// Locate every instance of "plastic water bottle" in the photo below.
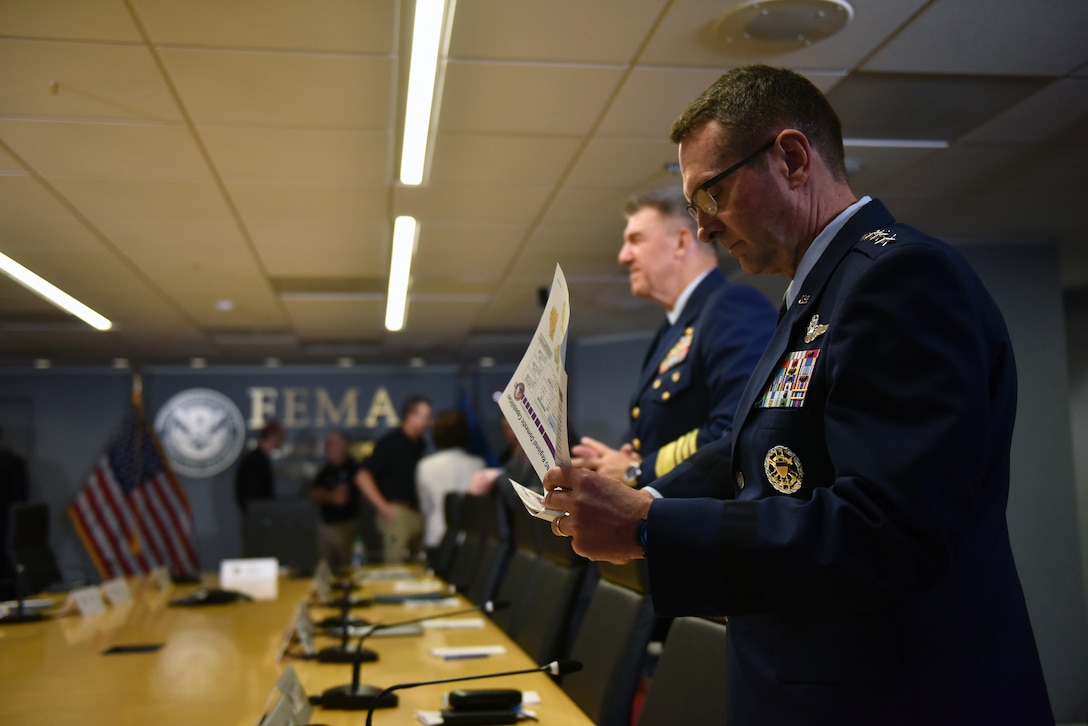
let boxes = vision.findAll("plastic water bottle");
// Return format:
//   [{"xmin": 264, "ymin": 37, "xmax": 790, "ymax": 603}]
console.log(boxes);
[{"xmin": 351, "ymin": 537, "xmax": 367, "ymax": 570}]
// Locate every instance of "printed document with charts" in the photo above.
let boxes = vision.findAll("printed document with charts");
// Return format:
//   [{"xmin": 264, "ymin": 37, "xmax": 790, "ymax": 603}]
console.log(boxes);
[{"xmin": 499, "ymin": 264, "xmax": 570, "ymax": 522}]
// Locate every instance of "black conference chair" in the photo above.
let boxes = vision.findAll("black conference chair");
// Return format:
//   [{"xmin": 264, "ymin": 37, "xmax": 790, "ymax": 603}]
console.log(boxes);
[
  {"xmin": 445, "ymin": 493, "xmax": 486, "ymax": 594},
  {"xmin": 513, "ymin": 523, "xmax": 588, "ymax": 666},
  {"xmin": 562, "ymin": 561, "xmax": 655, "ymax": 726},
  {"xmin": 465, "ymin": 491, "xmax": 512, "ymax": 605},
  {"xmin": 242, "ymin": 499, "xmax": 318, "ymax": 575},
  {"xmin": 638, "ymin": 616, "xmax": 730, "ymax": 726},
  {"xmin": 429, "ymin": 491, "xmax": 464, "ymax": 578},
  {"xmin": 7, "ymin": 502, "xmax": 62, "ymax": 595},
  {"xmin": 491, "ymin": 493, "xmax": 543, "ymax": 638}
]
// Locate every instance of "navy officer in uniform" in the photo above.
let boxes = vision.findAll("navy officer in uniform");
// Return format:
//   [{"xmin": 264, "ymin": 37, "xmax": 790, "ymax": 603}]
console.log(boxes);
[
  {"xmin": 572, "ymin": 188, "xmax": 774, "ymax": 490},
  {"xmin": 542, "ymin": 66, "xmax": 1052, "ymax": 724}
]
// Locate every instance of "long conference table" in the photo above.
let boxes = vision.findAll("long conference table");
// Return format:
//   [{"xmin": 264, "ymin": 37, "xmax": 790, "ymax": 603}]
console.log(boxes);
[{"xmin": 0, "ymin": 567, "xmax": 593, "ymax": 725}]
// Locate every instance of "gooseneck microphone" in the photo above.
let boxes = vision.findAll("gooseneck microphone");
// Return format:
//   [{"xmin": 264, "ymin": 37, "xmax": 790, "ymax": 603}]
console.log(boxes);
[
  {"xmin": 319, "ymin": 600, "xmax": 510, "ymax": 711},
  {"xmin": 363, "ymin": 659, "xmax": 583, "ymax": 725}
]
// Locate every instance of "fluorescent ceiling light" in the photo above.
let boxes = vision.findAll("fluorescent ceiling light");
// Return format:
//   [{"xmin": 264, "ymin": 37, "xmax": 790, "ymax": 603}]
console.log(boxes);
[
  {"xmin": 0, "ymin": 251, "xmax": 112, "ymax": 331},
  {"xmin": 399, "ymin": 0, "xmax": 454, "ymax": 185},
  {"xmin": 385, "ymin": 216, "xmax": 419, "ymax": 332},
  {"xmin": 843, "ymin": 138, "xmax": 950, "ymax": 149}
]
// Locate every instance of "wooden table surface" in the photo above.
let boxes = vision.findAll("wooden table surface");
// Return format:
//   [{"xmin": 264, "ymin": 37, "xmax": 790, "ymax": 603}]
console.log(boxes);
[{"xmin": 0, "ymin": 569, "xmax": 592, "ymax": 725}]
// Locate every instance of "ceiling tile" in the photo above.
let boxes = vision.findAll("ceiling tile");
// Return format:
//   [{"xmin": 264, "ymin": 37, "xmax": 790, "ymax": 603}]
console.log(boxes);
[
  {"xmin": 429, "ymin": 133, "xmax": 580, "ymax": 186},
  {"xmin": 878, "ymin": 145, "xmax": 1026, "ymax": 196},
  {"xmin": 543, "ymin": 186, "xmax": 631, "ymax": 225},
  {"xmin": 843, "ymin": 146, "xmax": 942, "ymax": 195},
  {"xmin": 640, "ymin": 0, "xmax": 928, "ymax": 71},
  {"xmin": 394, "ymin": 183, "xmax": 551, "ymax": 224},
  {"xmin": 0, "ymin": 39, "xmax": 180, "ymax": 122},
  {"xmin": 283, "ymin": 299, "xmax": 384, "ymax": 340},
  {"xmin": 565, "ymin": 137, "xmax": 678, "ymax": 188},
  {"xmin": 598, "ymin": 67, "xmax": 742, "ymax": 140},
  {"xmin": 0, "ymin": 0, "xmax": 140, "ymax": 42},
  {"xmin": 134, "ymin": 0, "xmax": 396, "ymax": 54},
  {"xmin": 49, "ymin": 178, "xmax": 235, "ymax": 219},
  {"xmin": 961, "ymin": 79, "xmax": 1088, "ymax": 146},
  {"xmin": 249, "ymin": 219, "xmax": 388, "ymax": 277},
  {"xmin": 0, "ymin": 119, "xmax": 209, "ymax": 181},
  {"xmin": 439, "ymin": 61, "xmax": 624, "ymax": 136},
  {"xmin": 450, "ymin": 0, "xmax": 663, "ymax": 64},
  {"xmin": 0, "ymin": 144, "xmax": 24, "ymax": 173},
  {"xmin": 201, "ymin": 126, "xmax": 392, "ymax": 184},
  {"xmin": 228, "ymin": 183, "xmax": 387, "ymax": 222},
  {"xmin": 159, "ymin": 48, "xmax": 393, "ymax": 128},
  {"xmin": 863, "ymin": 0, "xmax": 1088, "ymax": 76},
  {"xmin": 400, "ymin": 300, "xmax": 482, "ymax": 338},
  {"xmin": 411, "ymin": 221, "xmax": 527, "ymax": 284},
  {"xmin": 0, "ymin": 175, "xmax": 76, "ymax": 218},
  {"xmin": 828, "ymin": 72, "xmax": 1048, "ymax": 141}
]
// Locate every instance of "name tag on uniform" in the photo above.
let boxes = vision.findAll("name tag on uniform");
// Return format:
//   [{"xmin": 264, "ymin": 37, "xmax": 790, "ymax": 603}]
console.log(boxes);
[{"xmin": 758, "ymin": 349, "xmax": 819, "ymax": 408}]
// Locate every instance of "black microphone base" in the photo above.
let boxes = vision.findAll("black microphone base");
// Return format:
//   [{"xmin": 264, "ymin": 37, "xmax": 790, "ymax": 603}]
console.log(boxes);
[
  {"xmin": 316, "ymin": 645, "xmax": 379, "ymax": 664},
  {"xmin": 0, "ymin": 611, "xmax": 48, "ymax": 624},
  {"xmin": 320, "ymin": 597, "xmax": 372, "ymax": 609},
  {"xmin": 331, "ymin": 580, "xmax": 360, "ymax": 592},
  {"xmin": 317, "ymin": 615, "xmax": 371, "ymax": 628},
  {"xmin": 320, "ymin": 683, "xmax": 398, "ymax": 710}
]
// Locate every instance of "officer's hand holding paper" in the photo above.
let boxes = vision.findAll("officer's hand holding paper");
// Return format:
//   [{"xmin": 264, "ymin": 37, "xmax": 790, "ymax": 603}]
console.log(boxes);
[{"xmin": 499, "ymin": 264, "xmax": 570, "ymax": 522}]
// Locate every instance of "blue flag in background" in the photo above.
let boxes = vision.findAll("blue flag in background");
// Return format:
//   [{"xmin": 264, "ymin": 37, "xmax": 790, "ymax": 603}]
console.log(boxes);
[{"xmin": 458, "ymin": 387, "xmax": 497, "ymax": 466}]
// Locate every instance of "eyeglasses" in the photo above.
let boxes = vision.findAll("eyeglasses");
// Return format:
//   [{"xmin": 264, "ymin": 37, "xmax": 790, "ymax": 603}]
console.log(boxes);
[{"xmin": 685, "ymin": 139, "xmax": 776, "ymax": 220}]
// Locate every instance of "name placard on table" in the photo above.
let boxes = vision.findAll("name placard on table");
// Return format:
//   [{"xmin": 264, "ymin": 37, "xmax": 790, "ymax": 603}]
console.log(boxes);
[{"xmin": 220, "ymin": 557, "xmax": 279, "ymax": 600}]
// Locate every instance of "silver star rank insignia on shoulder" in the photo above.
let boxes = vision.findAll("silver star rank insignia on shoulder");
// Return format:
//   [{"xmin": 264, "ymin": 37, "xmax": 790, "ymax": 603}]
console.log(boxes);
[
  {"xmin": 804, "ymin": 315, "xmax": 828, "ymax": 343},
  {"xmin": 861, "ymin": 228, "xmax": 897, "ymax": 246}
]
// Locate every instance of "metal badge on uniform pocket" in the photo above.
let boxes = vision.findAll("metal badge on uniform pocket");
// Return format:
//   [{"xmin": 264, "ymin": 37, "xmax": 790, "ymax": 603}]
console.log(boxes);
[
  {"xmin": 758, "ymin": 349, "xmax": 820, "ymax": 408},
  {"xmin": 764, "ymin": 445, "xmax": 803, "ymax": 494}
]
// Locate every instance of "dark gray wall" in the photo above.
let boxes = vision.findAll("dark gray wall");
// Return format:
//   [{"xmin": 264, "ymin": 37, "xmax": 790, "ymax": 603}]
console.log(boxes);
[
  {"xmin": 0, "ymin": 366, "xmax": 504, "ymax": 580},
  {"xmin": 0, "ymin": 371, "xmax": 131, "ymax": 584},
  {"xmin": 956, "ymin": 242, "xmax": 1087, "ymax": 721}
]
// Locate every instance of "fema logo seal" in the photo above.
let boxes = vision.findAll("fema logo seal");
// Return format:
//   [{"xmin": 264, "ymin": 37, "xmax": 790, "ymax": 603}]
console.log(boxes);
[{"xmin": 154, "ymin": 388, "xmax": 246, "ymax": 478}]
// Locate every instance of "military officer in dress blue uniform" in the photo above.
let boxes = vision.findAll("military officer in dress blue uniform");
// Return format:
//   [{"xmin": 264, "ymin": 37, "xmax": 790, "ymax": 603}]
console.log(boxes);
[
  {"xmin": 572, "ymin": 188, "xmax": 775, "ymax": 490},
  {"xmin": 542, "ymin": 66, "xmax": 1052, "ymax": 725}
]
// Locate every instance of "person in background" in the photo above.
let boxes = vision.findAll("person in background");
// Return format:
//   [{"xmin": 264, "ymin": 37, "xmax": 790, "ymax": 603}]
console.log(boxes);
[
  {"xmin": 542, "ymin": 65, "xmax": 1052, "ymax": 724},
  {"xmin": 572, "ymin": 188, "xmax": 775, "ymax": 492},
  {"xmin": 307, "ymin": 430, "xmax": 360, "ymax": 572},
  {"xmin": 470, "ymin": 417, "xmax": 538, "ymax": 513},
  {"xmin": 355, "ymin": 396, "xmax": 432, "ymax": 563},
  {"xmin": 234, "ymin": 419, "xmax": 283, "ymax": 515},
  {"xmin": 416, "ymin": 410, "xmax": 485, "ymax": 558}
]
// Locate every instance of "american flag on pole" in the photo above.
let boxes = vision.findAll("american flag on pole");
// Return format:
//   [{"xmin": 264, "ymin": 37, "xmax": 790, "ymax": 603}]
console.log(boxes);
[{"xmin": 69, "ymin": 401, "xmax": 199, "ymax": 579}]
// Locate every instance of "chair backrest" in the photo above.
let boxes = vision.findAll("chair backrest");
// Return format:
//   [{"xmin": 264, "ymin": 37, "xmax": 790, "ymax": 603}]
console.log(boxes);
[
  {"xmin": 242, "ymin": 499, "xmax": 318, "ymax": 573},
  {"xmin": 445, "ymin": 493, "xmax": 487, "ymax": 593},
  {"xmin": 513, "ymin": 555, "xmax": 587, "ymax": 665},
  {"xmin": 465, "ymin": 492, "xmax": 513, "ymax": 605},
  {"xmin": 429, "ymin": 491, "xmax": 464, "ymax": 578},
  {"xmin": 8, "ymin": 502, "xmax": 61, "ymax": 594},
  {"xmin": 637, "ymin": 616, "xmax": 730, "ymax": 726},
  {"xmin": 562, "ymin": 568, "xmax": 655, "ymax": 726},
  {"xmin": 490, "ymin": 547, "xmax": 541, "ymax": 637}
]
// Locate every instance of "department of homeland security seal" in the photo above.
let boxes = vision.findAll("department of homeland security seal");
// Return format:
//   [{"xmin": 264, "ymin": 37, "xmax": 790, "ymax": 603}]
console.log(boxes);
[{"xmin": 154, "ymin": 388, "xmax": 246, "ymax": 478}]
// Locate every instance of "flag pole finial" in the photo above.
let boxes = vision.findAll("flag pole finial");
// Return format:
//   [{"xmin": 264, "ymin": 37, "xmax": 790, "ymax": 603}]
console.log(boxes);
[{"xmin": 132, "ymin": 371, "xmax": 143, "ymax": 408}]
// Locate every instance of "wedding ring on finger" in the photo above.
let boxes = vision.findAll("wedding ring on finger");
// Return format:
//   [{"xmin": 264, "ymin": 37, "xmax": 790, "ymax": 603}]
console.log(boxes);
[{"xmin": 554, "ymin": 514, "xmax": 572, "ymax": 538}]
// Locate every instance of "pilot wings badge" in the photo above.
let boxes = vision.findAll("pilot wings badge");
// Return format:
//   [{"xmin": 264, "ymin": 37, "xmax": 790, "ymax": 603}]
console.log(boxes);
[{"xmin": 804, "ymin": 315, "xmax": 829, "ymax": 344}]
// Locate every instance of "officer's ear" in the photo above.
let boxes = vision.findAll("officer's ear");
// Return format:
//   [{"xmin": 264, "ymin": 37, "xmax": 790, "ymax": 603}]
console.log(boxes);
[
  {"xmin": 775, "ymin": 129, "xmax": 811, "ymax": 190},
  {"xmin": 674, "ymin": 223, "xmax": 695, "ymax": 256}
]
